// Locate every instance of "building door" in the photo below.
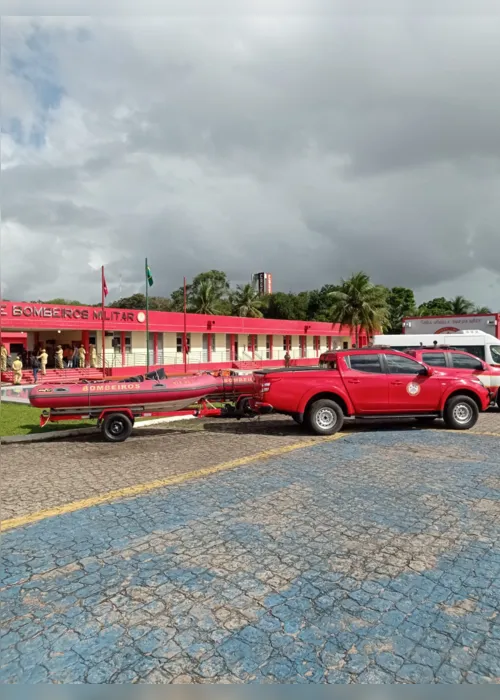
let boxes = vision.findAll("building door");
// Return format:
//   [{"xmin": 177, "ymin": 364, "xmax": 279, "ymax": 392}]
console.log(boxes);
[
  {"xmin": 202, "ymin": 334, "xmax": 209, "ymax": 362},
  {"xmin": 148, "ymin": 332, "xmax": 155, "ymax": 365},
  {"xmin": 157, "ymin": 333, "xmax": 164, "ymax": 364}
]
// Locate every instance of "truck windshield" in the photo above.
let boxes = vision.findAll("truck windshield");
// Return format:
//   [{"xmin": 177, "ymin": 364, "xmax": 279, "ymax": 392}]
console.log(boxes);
[{"xmin": 491, "ymin": 345, "xmax": 500, "ymax": 364}]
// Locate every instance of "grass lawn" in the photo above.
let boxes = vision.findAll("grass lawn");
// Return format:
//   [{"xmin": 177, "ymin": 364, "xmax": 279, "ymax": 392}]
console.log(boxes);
[{"xmin": 0, "ymin": 402, "xmax": 96, "ymax": 437}]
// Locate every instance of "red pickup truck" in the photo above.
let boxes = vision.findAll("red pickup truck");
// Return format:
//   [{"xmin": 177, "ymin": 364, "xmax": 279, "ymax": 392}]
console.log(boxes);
[{"xmin": 253, "ymin": 349, "xmax": 492, "ymax": 435}]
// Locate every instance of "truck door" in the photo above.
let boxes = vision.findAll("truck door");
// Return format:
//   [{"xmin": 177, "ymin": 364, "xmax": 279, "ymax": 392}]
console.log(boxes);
[
  {"xmin": 341, "ymin": 353, "xmax": 389, "ymax": 413},
  {"xmin": 385, "ymin": 354, "xmax": 441, "ymax": 411}
]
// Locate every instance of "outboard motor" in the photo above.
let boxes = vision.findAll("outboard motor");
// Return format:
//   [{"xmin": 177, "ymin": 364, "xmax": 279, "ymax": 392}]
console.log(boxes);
[{"xmin": 145, "ymin": 368, "xmax": 167, "ymax": 381}]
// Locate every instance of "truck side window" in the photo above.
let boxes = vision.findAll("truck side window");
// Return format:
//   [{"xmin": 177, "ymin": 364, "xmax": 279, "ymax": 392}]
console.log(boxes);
[
  {"xmin": 347, "ymin": 354, "xmax": 383, "ymax": 373},
  {"xmin": 386, "ymin": 355, "xmax": 424, "ymax": 374},
  {"xmin": 451, "ymin": 354, "xmax": 483, "ymax": 371},
  {"xmin": 422, "ymin": 352, "xmax": 446, "ymax": 366}
]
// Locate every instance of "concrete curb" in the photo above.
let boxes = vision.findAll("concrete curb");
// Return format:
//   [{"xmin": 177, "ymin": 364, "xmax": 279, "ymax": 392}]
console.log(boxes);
[{"xmin": 0, "ymin": 414, "xmax": 195, "ymax": 444}]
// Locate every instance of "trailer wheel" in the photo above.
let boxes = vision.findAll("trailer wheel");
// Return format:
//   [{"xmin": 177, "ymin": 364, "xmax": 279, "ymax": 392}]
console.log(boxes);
[
  {"xmin": 101, "ymin": 413, "xmax": 133, "ymax": 442},
  {"xmin": 305, "ymin": 399, "xmax": 344, "ymax": 436},
  {"xmin": 443, "ymin": 395, "xmax": 479, "ymax": 431}
]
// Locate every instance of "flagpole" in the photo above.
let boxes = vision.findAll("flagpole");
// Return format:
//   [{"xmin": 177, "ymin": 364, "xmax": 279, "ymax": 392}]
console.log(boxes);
[
  {"xmin": 101, "ymin": 266, "xmax": 106, "ymax": 379},
  {"xmin": 183, "ymin": 276, "xmax": 187, "ymax": 374},
  {"xmin": 145, "ymin": 257, "xmax": 150, "ymax": 373}
]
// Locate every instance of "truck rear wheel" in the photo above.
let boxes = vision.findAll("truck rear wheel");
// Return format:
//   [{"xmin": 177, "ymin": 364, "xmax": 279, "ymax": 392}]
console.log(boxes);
[
  {"xmin": 443, "ymin": 395, "xmax": 479, "ymax": 431},
  {"xmin": 306, "ymin": 399, "xmax": 344, "ymax": 436},
  {"xmin": 101, "ymin": 412, "xmax": 133, "ymax": 442}
]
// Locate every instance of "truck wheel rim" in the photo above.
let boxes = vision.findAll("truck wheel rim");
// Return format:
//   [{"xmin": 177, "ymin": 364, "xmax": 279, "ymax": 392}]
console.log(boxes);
[
  {"xmin": 316, "ymin": 408, "xmax": 336, "ymax": 429},
  {"xmin": 110, "ymin": 420, "xmax": 125, "ymax": 435},
  {"xmin": 453, "ymin": 403, "xmax": 472, "ymax": 424}
]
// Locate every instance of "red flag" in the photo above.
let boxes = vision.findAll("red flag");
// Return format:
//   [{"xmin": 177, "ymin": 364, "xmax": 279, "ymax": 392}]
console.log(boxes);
[{"xmin": 102, "ymin": 273, "xmax": 108, "ymax": 297}]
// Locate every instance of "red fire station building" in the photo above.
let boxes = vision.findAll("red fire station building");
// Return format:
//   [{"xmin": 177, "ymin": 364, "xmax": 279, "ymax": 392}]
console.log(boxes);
[{"xmin": 0, "ymin": 299, "xmax": 364, "ymax": 378}]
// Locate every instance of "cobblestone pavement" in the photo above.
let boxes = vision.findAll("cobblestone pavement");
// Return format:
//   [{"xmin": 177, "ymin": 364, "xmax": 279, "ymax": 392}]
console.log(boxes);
[
  {"xmin": 2, "ymin": 424, "xmax": 500, "ymax": 683},
  {"xmin": 3, "ymin": 410, "xmax": 500, "ymax": 522}
]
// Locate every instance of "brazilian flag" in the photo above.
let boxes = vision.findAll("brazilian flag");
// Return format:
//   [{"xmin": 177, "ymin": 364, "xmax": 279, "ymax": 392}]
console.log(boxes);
[{"xmin": 146, "ymin": 263, "xmax": 154, "ymax": 287}]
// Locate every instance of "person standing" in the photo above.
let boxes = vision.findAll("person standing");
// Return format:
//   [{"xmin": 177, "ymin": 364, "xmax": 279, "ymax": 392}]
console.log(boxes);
[
  {"xmin": 37, "ymin": 348, "xmax": 48, "ymax": 376},
  {"xmin": 12, "ymin": 355, "xmax": 23, "ymax": 385},
  {"xmin": 30, "ymin": 353, "xmax": 40, "ymax": 383},
  {"xmin": 78, "ymin": 344, "xmax": 86, "ymax": 368},
  {"xmin": 0, "ymin": 344, "xmax": 7, "ymax": 372},
  {"xmin": 55, "ymin": 345, "xmax": 64, "ymax": 369},
  {"xmin": 284, "ymin": 350, "xmax": 291, "ymax": 368},
  {"xmin": 71, "ymin": 345, "xmax": 79, "ymax": 368},
  {"xmin": 89, "ymin": 344, "xmax": 97, "ymax": 368}
]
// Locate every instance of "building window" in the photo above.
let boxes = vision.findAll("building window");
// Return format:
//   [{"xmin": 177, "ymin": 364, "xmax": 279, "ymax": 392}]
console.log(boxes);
[
  {"xmin": 247, "ymin": 335, "xmax": 258, "ymax": 351},
  {"xmin": 112, "ymin": 331, "xmax": 121, "ymax": 353},
  {"xmin": 313, "ymin": 336, "xmax": 320, "ymax": 354},
  {"xmin": 177, "ymin": 334, "xmax": 191, "ymax": 353},
  {"xmin": 125, "ymin": 334, "xmax": 131, "ymax": 352},
  {"xmin": 327, "ymin": 337, "xmax": 332, "ymax": 351},
  {"xmin": 343, "ymin": 341, "xmax": 349, "ymax": 349},
  {"xmin": 211, "ymin": 335, "xmax": 216, "ymax": 352},
  {"xmin": 283, "ymin": 335, "xmax": 291, "ymax": 351},
  {"xmin": 89, "ymin": 334, "xmax": 96, "ymax": 346}
]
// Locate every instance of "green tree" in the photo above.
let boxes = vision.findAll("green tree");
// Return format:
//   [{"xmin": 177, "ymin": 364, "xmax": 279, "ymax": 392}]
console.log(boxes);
[
  {"xmin": 306, "ymin": 285, "xmax": 339, "ymax": 322},
  {"xmin": 264, "ymin": 292, "xmax": 309, "ymax": 320},
  {"xmin": 170, "ymin": 270, "xmax": 231, "ymax": 314},
  {"xmin": 35, "ymin": 298, "xmax": 85, "ymax": 306},
  {"xmin": 417, "ymin": 297, "xmax": 453, "ymax": 316},
  {"xmin": 329, "ymin": 271, "xmax": 389, "ymax": 346},
  {"xmin": 474, "ymin": 305, "xmax": 492, "ymax": 314},
  {"xmin": 110, "ymin": 294, "xmax": 172, "ymax": 311},
  {"xmin": 449, "ymin": 295, "xmax": 475, "ymax": 315},
  {"xmin": 385, "ymin": 287, "xmax": 417, "ymax": 334},
  {"xmin": 188, "ymin": 280, "xmax": 224, "ymax": 315},
  {"xmin": 230, "ymin": 283, "xmax": 265, "ymax": 317}
]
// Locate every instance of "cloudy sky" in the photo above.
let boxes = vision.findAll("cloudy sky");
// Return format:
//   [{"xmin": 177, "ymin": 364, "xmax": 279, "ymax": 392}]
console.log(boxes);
[{"xmin": 2, "ymin": 3, "xmax": 500, "ymax": 307}]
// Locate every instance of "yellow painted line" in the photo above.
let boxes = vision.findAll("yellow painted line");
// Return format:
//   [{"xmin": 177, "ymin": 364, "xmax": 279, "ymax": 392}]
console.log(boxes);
[
  {"xmin": 443, "ymin": 430, "xmax": 500, "ymax": 438},
  {"xmin": 1, "ymin": 433, "xmax": 346, "ymax": 532}
]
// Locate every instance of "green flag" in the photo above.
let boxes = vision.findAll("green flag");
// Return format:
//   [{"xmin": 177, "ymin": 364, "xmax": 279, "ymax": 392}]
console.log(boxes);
[{"xmin": 146, "ymin": 264, "xmax": 154, "ymax": 287}]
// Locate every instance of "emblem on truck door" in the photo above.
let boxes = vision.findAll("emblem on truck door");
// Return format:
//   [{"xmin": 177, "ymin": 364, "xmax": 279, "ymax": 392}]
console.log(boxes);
[{"xmin": 407, "ymin": 382, "xmax": 421, "ymax": 396}]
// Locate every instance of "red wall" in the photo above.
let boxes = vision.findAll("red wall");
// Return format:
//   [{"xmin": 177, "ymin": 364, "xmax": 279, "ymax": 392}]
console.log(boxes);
[{"xmin": 0, "ymin": 300, "xmax": 355, "ymax": 337}]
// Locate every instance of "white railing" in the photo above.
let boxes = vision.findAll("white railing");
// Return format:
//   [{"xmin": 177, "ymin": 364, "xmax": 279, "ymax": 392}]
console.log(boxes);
[{"xmin": 93, "ymin": 347, "xmax": 326, "ymax": 370}]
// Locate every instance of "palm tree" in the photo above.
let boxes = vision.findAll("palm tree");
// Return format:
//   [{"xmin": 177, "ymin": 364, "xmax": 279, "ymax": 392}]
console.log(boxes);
[
  {"xmin": 449, "ymin": 295, "xmax": 474, "ymax": 315},
  {"xmin": 329, "ymin": 271, "xmax": 389, "ymax": 346},
  {"xmin": 474, "ymin": 305, "xmax": 492, "ymax": 314},
  {"xmin": 230, "ymin": 283, "xmax": 265, "ymax": 318},
  {"xmin": 188, "ymin": 280, "xmax": 222, "ymax": 315}
]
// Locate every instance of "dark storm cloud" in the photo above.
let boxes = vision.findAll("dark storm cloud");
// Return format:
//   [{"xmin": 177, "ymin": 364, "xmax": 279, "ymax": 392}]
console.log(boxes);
[{"xmin": 1, "ymin": 8, "xmax": 500, "ymax": 307}]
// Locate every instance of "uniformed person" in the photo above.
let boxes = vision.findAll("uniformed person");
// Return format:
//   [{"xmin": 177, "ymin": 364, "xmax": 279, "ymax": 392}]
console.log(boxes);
[
  {"xmin": 55, "ymin": 345, "xmax": 64, "ymax": 369},
  {"xmin": 0, "ymin": 344, "xmax": 7, "ymax": 372},
  {"xmin": 37, "ymin": 348, "xmax": 48, "ymax": 375},
  {"xmin": 89, "ymin": 344, "xmax": 97, "ymax": 368},
  {"xmin": 12, "ymin": 356, "xmax": 23, "ymax": 385},
  {"xmin": 78, "ymin": 344, "xmax": 86, "ymax": 368}
]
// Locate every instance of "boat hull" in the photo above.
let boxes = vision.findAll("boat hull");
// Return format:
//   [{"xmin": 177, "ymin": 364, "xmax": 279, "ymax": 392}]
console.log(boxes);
[{"xmin": 29, "ymin": 374, "xmax": 255, "ymax": 410}]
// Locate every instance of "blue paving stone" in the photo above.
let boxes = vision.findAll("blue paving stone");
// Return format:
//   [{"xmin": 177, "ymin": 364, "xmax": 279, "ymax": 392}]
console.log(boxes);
[
  {"xmin": 325, "ymin": 669, "xmax": 351, "ymax": 684},
  {"xmin": 435, "ymin": 663, "xmax": 463, "ymax": 684},
  {"xmin": 397, "ymin": 662, "xmax": 434, "ymax": 684},
  {"xmin": 410, "ymin": 644, "xmax": 444, "ymax": 670},
  {"xmin": 358, "ymin": 666, "xmax": 393, "ymax": 683},
  {"xmin": 376, "ymin": 652, "xmax": 404, "ymax": 673}
]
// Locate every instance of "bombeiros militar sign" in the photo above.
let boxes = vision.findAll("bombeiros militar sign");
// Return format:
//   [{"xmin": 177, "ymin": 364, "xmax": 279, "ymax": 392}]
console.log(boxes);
[{"xmin": 0, "ymin": 302, "xmax": 144, "ymax": 323}]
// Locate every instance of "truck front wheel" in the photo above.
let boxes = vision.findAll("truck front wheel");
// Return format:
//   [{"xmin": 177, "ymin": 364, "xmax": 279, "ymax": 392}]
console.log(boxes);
[
  {"xmin": 305, "ymin": 399, "xmax": 344, "ymax": 436},
  {"xmin": 443, "ymin": 395, "xmax": 479, "ymax": 431}
]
